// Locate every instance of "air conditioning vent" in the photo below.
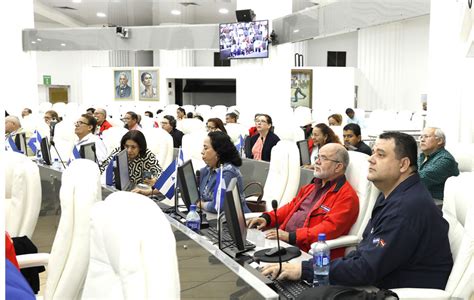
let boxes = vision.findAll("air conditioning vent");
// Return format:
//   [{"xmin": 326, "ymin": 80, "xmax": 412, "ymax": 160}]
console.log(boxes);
[
  {"xmin": 179, "ymin": 2, "xmax": 199, "ymax": 7},
  {"xmin": 54, "ymin": 6, "xmax": 78, "ymax": 10}
]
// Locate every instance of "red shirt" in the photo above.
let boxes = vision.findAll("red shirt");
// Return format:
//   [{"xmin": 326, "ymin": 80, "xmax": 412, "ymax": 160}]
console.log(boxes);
[
  {"xmin": 99, "ymin": 119, "xmax": 113, "ymax": 133},
  {"xmin": 5, "ymin": 232, "xmax": 19, "ymax": 269}
]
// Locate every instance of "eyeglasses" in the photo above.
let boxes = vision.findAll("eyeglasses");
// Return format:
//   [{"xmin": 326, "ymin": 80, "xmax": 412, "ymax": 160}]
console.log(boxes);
[
  {"xmin": 207, "ymin": 126, "xmax": 217, "ymax": 131},
  {"xmin": 122, "ymin": 117, "xmax": 131, "ymax": 121},
  {"xmin": 420, "ymin": 134, "xmax": 436, "ymax": 140},
  {"xmin": 316, "ymin": 155, "xmax": 340, "ymax": 164},
  {"xmin": 160, "ymin": 121, "xmax": 170, "ymax": 125},
  {"xmin": 75, "ymin": 121, "xmax": 90, "ymax": 126},
  {"xmin": 255, "ymin": 119, "xmax": 268, "ymax": 124}
]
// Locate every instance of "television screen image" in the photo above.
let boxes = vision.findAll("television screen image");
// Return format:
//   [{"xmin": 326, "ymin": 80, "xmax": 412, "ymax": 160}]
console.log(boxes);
[{"xmin": 219, "ymin": 20, "xmax": 269, "ymax": 60}]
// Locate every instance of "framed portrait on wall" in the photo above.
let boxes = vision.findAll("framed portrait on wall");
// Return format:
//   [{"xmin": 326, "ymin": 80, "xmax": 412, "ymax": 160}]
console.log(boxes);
[
  {"xmin": 138, "ymin": 69, "xmax": 159, "ymax": 101},
  {"xmin": 114, "ymin": 69, "xmax": 133, "ymax": 100},
  {"xmin": 290, "ymin": 69, "xmax": 312, "ymax": 109}
]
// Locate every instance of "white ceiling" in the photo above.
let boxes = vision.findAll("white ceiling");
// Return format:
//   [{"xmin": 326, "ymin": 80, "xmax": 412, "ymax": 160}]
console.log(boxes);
[{"xmin": 34, "ymin": 0, "xmax": 317, "ymax": 27}]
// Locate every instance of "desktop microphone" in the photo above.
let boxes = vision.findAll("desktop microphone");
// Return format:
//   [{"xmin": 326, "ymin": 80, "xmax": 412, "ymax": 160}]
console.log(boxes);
[
  {"xmin": 272, "ymin": 199, "xmax": 284, "ymax": 278},
  {"xmin": 49, "ymin": 119, "xmax": 57, "ymax": 143},
  {"xmin": 195, "ymin": 170, "xmax": 201, "ymax": 191},
  {"xmin": 49, "ymin": 140, "xmax": 67, "ymax": 169}
]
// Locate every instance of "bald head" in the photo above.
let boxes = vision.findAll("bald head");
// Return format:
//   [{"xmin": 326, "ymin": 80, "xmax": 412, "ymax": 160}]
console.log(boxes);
[
  {"xmin": 94, "ymin": 108, "xmax": 107, "ymax": 125},
  {"xmin": 5, "ymin": 116, "xmax": 21, "ymax": 134}
]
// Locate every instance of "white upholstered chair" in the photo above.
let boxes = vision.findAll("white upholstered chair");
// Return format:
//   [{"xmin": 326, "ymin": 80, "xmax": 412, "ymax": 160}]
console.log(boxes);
[
  {"xmin": 82, "ymin": 192, "xmax": 180, "ymax": 299},
  {"xmin": 100, "ymin": 126, "xmax": 128, "ymax": 154},
  {"xmin": 142, "ymin": 127, "xmax": 174, "ymax": 168},
  {"xmin": 4, "ymin": 151, "xmax": 42, "ymax": 239},
  {"xmin": 17, "ymin": 159, "xmax": 102, "ymax": 299},
  {"xmin": 225, "ymin": 123, "xmax": 248, "ymax": 144},
  {"xmin": 181, "ymin": 130, "xmax": 207, "ymax": 171},
  {"xmin": 50, "ymin": 119, "xmax": 76, "ymax": 163},
  {"xmin": 391, "ymin": 172, "xmax": 474, "ymax": 299},
  {"xmin": 177, "ymin": 118, "xmax": 205, "ymax": 134},
  {"xmin": 324, "ymin": 151, "xmax": 379, "ymax": 253},
  {"xmin": 448, "ymin": 143, "xmax": 474, "ymax": 172}
]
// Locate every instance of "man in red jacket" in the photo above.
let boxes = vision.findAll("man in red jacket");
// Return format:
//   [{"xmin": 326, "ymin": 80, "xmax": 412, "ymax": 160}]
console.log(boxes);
[{"xmin": 247, "ymin": 143, "xmax": 359, "ymax": 259}]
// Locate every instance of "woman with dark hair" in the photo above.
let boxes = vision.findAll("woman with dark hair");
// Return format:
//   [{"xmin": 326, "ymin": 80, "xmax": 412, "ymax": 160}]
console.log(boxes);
[
  {"xmin": 206, "ymin": 118, "xmax": 227, "ymax": 133},
  {"xmin": 99, "ymin": 130, "xmax": 162, "ymax": 185},
  {"xmin": 306, "ymin": 123, "xmax": 341, "ymax": 169},
  {"xmin": 44, "ymin": 110, "xmax": 61, "ymax": 125},
  {"xmin": 245, "ymin": 114, "xmax": 280, "ymax": 162},
  {"xmin": 176, "ymin": 107, "xmax": 186, "ymax": 120},
  {"xmin": 196, "ymin": 131, "xmax": 250, "ymax": 213}
]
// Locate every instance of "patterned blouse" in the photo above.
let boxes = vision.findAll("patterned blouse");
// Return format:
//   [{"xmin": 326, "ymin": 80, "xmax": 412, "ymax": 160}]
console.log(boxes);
[{"xmin": 100, "ymin": 147, "xmax": 162, "ymax": 185}]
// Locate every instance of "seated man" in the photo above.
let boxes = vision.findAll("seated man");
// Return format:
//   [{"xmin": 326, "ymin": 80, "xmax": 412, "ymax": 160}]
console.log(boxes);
[
  {"xmin": 418, "ymin": 127, "xmax": 459, "ymax": 200},
  {"xmin": 343, "ymin": 123, "xmax": 371, "ymax": 156},
  {"xmin": 262, "ymin": 132, "xmax": 453, "ymax": 290},
  {"xmin": 93, "ymin": 108, "xmax": 113, "ymax": 135},
  {"xmin": 247, "ymin": 143, "xmax": 359, "ymax": 258}
]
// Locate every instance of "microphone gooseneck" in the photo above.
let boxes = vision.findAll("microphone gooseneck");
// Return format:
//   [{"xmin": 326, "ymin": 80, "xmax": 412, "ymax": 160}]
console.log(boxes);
[
  {"xmin": 49, "ymin": 140, "xmax": 66, "ymax": 169},
  {"xmin": 272, "ymin": 199, "xmax": 283, "ymax": 279}
]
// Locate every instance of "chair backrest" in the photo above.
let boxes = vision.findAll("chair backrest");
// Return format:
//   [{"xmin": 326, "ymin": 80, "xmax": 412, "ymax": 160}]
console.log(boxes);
[
  {"xmin": 4, "ymin": 151, "xmax": 42, "ymax": 239},
  {"xmin": 52, "ymin": 102, "xmax": 67, "ymax": 118},
  {"xmin": 45, "ymin": 159, "xmax": 102, "ymax": 300},
  {"xmin": 278, "ymin": 140, "xmax": 301, "ymax": 207},
  {"xmin": 142, "ymin": 127, "xmax": 174, "ymax": 168},
  {"xmin": 448, "ymin": 143, "xmax": 474, "ymax": 172},
  {"xmin": 181, "ymin": 130, "xmax": 207, "ymax": 171},
  {"xmin": 51, "ymin": 119, "xmax": 76, "ymax": 162},
  {"xmin": 442, "ymin": 172, "xmax": 474, "ymax": 295},
  {"xmin": 83, "ymin": 192, "xmax": 180, "ymax": 299},
  {"xmin": 293, "ymin": 106, "xmax": 312, "ymax": 127},
  {"xmin": 225, "ymin": 123, "xmax": 248, "ymax": 144},
  {"xmin": 344, "ymin": 151, "xmax": 379, "ymax": 239},
  {"xmin": 100, "ymin": 126, "xmax": 128, "ymax": 154},
  {"xmin": 39, "ymin": 102, "xmax": 53, "ymax": 114},
  {"xmin": 177, "ymin": 118, "xmax": 205, "ymax": 134}
]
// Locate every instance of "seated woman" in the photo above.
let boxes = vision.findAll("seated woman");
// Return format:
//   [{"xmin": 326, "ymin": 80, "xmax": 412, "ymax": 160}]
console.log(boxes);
[
  {"xmin": 74, "ymin": 114, "xmax": 107, "ymax": 164},
  {"xmin": 245, "ymin": 114, "xmax": 280, "ymax": 162},
  {"xmin": 327, "ymin": 113, "xmax": 343, "ymax": 126},
  {"xmin": 305, "ymin": 123, "xmax": 341, "ymax": 169},
  {"xmin": 206, "ymin": 118, "xmax": 227, "ymax": 133},
  {"xmin": 43, "ymin": 110, "xmax": 61, "ymax": 125},
  {"xmin": 196, "ymin": 131, "xmax": 251, "ymax": 214},
  {"xmin": 100, "ymin": 130, "xmax": 162, "ymax": 185}
]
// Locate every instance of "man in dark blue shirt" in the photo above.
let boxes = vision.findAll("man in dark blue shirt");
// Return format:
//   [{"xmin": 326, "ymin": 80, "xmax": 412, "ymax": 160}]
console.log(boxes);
[{"xmin": 262, "ymin": 132, "xmax": 453, "ymax": 290}]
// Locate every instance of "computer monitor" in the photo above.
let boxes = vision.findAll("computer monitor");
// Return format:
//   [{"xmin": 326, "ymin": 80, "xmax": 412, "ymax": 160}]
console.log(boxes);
[
  {"xmin": 114, "ymin": 149, "xmax": 131, "ymax": 191},
  {"xmin": 80, "ymin": 142, "xmax": 97, "ymax": 163},
  {"xmin": 297, "ymin": 140, "xmax": 311, "ymax": 166},
  {"xmin": 14, "ymin": 133, "xmax": 28, "ymax": 155},
  {"xmin": 176, "ymin": 160, "xmax": 200, "ymax": 217},
  {"xmin": 40, "ymin": 136, "xmax": 52, "ymax": 165},
  {"xmin": 223, "ymin": 177, "xmax": 248, "ymax": 251}
]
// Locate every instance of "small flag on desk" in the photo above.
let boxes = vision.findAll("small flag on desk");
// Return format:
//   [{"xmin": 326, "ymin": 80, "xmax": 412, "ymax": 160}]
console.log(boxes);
[
  {"xmin": 234, "ymin": 135, "xmax": 244, "ymax": 153},
  {"xmin": 28, "ymin": 130, "xmax": 42, "ymax": 154},
  {"xmin": 153, "ymin": 159, "xmax": 177, "ymax": 200},
  {"xmin": 6, "ymin": 136, "xmax": 21, "ymax": 153},
  {"xmin": 177, "ymin": 147, "xmax": 184, "ymax": 166},
  {"xmin": 213, "ymin": 165, "xmax": 226, "ymax": 213},
  {"xmin": 105, "ymin": 158, "xmax": 115, "ymax": 186}
]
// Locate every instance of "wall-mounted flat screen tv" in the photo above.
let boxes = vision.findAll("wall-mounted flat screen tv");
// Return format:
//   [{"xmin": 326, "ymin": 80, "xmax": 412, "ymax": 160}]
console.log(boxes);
[{"xmin": 219, "ymin": 20, "xmax": 269, "ymax": 60}]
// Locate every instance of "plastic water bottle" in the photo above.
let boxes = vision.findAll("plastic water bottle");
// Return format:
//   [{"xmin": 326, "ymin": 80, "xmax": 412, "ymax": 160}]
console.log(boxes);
[
  {"xmin": 52, "ymin": 158, "xmax": 62, "ymax": 171},
  {"xmin": 312, "ymin": 233, "xmax": 330, "ymax": 286},
  {"xmin": 185, "ymin": 204, "xmax": 201, "ymax": 232},
  {"xmin": 35, "ymin": 150, "xmax": 42, "ymax": 163}
]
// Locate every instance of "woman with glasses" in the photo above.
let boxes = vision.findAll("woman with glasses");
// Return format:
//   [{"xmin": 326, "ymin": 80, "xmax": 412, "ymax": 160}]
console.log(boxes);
[
  {"xmin": 100, "ymin": 130, "xmax": 162, "ymax": 186},
  {"xmin": 206, "ymin": 118, "xmax": 227, "ymax": 133},
  {"xmin": 196, "ymin": 131, "xmax": 251, "ymax": 213},
  {"xmin": 305, "ymin": 123, "xmax": 341, "ymax": 169},
  {"xmin": 245, "ymin": 114, "xmax": 280, "ymax": 162},
  {"xmin": 74, "ymin": 114, "xmax": 107, "ymax": 164}
]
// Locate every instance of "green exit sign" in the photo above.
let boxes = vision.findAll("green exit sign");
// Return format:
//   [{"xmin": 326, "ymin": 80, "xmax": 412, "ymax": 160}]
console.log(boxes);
[{"xmin": 43, "ymin": 75, "xmax": 52, "ymax": 86}]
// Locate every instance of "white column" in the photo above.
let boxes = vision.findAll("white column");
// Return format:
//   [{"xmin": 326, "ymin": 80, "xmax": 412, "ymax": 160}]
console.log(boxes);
[
  {"xmin": 427, "ymin": 1, "xmax": 474, "ymax": 144},
  {"xmin": 158, "ymin": 50, "xmax": 195, "ymax": 67},
  {"xmin": 2, "ymin": 0, "xmax": 38, "ymax": 116}
]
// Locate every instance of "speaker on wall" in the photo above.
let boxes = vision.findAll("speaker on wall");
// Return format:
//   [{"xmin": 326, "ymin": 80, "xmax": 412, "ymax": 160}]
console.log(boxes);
[{"xmin": 236, "ymin": 9, "xmax": 255, "ymax": 22}]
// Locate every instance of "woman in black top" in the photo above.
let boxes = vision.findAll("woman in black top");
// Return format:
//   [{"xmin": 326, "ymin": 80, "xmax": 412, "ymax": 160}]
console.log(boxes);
[{"xmin": 245, "ymin": 114, "xmax": 280, "ymax": 162}]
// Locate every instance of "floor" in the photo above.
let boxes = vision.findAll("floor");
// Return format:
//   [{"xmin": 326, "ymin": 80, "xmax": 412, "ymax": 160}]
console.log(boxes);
[{"xmin": 30, "ymin": 215, "xmax": 261, "ymax": 299}]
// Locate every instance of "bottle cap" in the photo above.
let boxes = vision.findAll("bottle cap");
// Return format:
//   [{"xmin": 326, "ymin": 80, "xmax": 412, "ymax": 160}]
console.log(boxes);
[
  {"xmin": 318, "ymin": 233, "xmax": 326, "ymax": 241},
  {"xmin": 190, "ymin": 204, "xmax": 197, "ymax": 211}
]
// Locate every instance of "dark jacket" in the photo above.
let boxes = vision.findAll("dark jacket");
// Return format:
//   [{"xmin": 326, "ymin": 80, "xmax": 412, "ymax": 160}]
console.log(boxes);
[
  {"xmin": 245, "ymin": 131, "xmax": 280, "ymax": 162},
  {"xmin": 302, "ymin": 174, "xmax": 453, "ymax": 289},
  {"xmin": 169, "ymin": 128, "xmax": 184, "ymax": 148}
]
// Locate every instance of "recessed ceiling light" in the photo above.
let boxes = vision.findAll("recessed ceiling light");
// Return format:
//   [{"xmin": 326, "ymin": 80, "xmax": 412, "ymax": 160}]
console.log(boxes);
[
  {"xmin": 31, "ymin": 41, "xmax": 36, "ymax": 44},
  {"xmin": 37, "ymin": 38, "xmax": 42, "ymax": 41},
  {"xmin": 218, "ymin": 8, "xmax": 229, "ymax": 14},
  {"xmin": 72, "ymin": 0, "xmax": 82, "ymax": 3},
  {"xmin": 61, "ymin": 43, "xmax": 66, "ymax": 47},
  {"xmin": 171, "ymin": 10, "xmax": 181, "ymax": 15},
  {"xmin": 96, "ymin": 12, "xmax": 107, "ymax": 18},
  {"xmin": 293, "ymin": 29, "xmax": 300, "ymax": 33}
]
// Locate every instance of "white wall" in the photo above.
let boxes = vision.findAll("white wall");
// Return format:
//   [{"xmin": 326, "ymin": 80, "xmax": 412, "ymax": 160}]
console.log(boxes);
[
  {"xmin": 194, "ymin": 50, "xmax": 215, "ymax": 67},
  {"xmin": 36, "ymin": 51, "xmax": 109, "ymax": 105},
  {"xmin": 306, "ymin": 31, "xmax": 358, "ymax": 67},
  {"xmin": 357, "ymin": 15, "xmax": 430, "ymax": 111}
]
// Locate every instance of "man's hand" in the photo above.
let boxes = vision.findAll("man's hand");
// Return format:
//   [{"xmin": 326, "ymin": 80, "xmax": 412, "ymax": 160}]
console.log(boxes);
[
  {"xmin": 264, "ymin": 229, "xmax": 289, "ymax": 242},
  {"xmin": 261, "ymin": 263, "xmax": 302, "ymax": 281},
  {"xmin": 246, "ymin": 217, "xmax": 267, "ymax": 230}
]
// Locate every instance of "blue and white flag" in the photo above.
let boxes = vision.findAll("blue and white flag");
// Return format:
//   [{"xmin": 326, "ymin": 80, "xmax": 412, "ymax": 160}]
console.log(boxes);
[
  {"xmin": 6, "ymin": 136, "xmax": 20, "ymax": 153},
  {"xmin": 153, "ymin": 159, "xmax": 177, "ymax": 200},
  {"xmin": 28, "ymin": 130, "xmax": 42, "ymax": 154},
  {"xmin": 105, "ymin": 158, "xmax": 115, "ymax": 186},
  {"xmin": 234, "ymin": 135, "xmax": 244, "ymax": 153},
  {"xmin": 213, "ymin": 165, "xmax": 226, "ymax": 213},
  {"xmin": 177, "ymin": 147, "xmax": 185, "ymax": 167}
]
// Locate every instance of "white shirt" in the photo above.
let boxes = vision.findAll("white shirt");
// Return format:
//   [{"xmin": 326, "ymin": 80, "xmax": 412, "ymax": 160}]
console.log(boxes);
[{"xmin": 75, "ymin": 133, "xmax": 107, "ymax": 164}]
